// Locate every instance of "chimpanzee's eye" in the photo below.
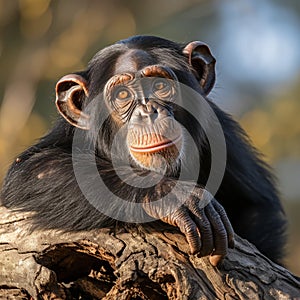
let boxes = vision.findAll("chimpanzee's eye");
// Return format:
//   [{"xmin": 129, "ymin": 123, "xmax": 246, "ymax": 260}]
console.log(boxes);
[
  {"xmin": 114, "ymin": 87, "xmax": 134, "ymax": 101},
  {"xmin": 152, "ymin": 78, "xmax": 173, "ymax": 100}
]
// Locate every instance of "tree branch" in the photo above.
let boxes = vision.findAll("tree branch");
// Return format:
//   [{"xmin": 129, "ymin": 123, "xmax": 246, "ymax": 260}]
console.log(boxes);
[{"xmin": 0, "ymin": 207, "xmax": 299, "ymax": 299}]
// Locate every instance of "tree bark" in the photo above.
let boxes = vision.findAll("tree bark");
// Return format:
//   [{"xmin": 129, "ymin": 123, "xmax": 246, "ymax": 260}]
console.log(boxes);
[{"xmin": 0, "ymin": 207, "xmax": 299, "ymax": 300}]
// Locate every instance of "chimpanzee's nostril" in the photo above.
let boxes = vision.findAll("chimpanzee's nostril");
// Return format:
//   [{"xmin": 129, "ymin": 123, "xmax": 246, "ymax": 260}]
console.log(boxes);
[{"xmin": 146, "ymin": 102, "xmax": 156, "ymax": 113}]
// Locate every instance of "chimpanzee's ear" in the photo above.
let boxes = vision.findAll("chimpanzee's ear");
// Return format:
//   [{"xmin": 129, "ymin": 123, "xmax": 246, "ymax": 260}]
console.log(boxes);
[
  {"xmin": 183, "ymin": 41, "xmax": 216, "ymax": 95},
  {"xmin": 55, "ymin": 74, "xmax": 90, "ymax": 130}
]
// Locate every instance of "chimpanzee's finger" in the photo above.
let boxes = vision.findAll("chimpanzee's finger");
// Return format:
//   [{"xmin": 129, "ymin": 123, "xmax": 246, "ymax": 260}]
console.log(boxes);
[
  {"xmin": 173, "ymin": 207, "xmax": 202, "ymax": 254},
  {"xmin": 189, "ymin": 198, "xmax": 214, "ymax": 256},
  {"xmin": 213, "ymin": 200, "xmax": 235, "ymax": 248},
  {"xmin": 205, "ymin": 204, "xmax": 228, "ymax": 266}
]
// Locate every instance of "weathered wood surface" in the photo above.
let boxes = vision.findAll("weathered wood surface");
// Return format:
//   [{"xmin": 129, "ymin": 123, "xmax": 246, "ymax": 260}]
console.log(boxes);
[{"xmin": 0, "ymin": 206, "xmax": 299, "ymax": 299}]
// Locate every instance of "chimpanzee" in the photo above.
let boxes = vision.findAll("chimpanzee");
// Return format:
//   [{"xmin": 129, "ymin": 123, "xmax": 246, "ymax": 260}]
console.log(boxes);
[{"xmin": 0, "ymin": 35, "xmax": 286, "ymax": 266}]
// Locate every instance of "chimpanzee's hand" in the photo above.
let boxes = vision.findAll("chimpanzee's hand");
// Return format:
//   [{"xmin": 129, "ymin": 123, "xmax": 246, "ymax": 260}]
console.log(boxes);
[{"xmin": 143, "ymin": 184, "xmax": 235, "ymax": 266}]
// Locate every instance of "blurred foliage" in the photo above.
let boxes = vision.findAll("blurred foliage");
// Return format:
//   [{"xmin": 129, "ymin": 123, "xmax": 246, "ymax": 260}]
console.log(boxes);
[
  {"xmin": 0, "ymin": 0, "xmax": 206, "ymax": 179},
  {"xmin": 240, "ymin": 83, "xmax": 300, "ymax": 163},
  {"xmin": 0, "ymin": 0, "xmax": 300, "ymax": 276}
]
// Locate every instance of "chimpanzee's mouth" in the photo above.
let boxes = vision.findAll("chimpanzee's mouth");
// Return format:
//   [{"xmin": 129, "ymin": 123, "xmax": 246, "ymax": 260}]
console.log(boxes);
[{"xmin": 130, "ymin": 136, "xmax": 182, "ymax": 154}]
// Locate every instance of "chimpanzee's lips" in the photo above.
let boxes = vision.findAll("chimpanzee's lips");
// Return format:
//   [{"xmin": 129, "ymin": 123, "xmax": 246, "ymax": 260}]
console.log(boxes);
[{"xmin": 130, "ymin": 136, "xmax": 182, "ymax": 153}]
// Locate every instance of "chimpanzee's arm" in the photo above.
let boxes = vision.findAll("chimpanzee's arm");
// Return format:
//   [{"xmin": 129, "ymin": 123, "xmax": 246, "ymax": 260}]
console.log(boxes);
[{"xmin": 1, "ymin": 146, "xmax": 233, "ymax": 266}]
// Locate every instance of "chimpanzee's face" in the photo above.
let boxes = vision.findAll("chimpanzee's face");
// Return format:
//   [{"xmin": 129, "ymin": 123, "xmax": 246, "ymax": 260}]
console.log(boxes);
[
  {"xmin": 55, "ymin": 37, "xmax": 216, "ymax": 174},
  {"xmin": 103, "ymin": 49, "xmax": 183, "ymax": 172}
]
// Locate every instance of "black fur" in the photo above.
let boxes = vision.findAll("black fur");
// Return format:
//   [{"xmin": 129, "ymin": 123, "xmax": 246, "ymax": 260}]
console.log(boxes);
[{"xmin": 0, "ymin": 36, "xmax": 286, "ymax": 263}]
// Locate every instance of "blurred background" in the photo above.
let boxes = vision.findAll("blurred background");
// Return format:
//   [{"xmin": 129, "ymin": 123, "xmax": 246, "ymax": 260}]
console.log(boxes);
[{"xmin": 0, "ymin": 0, "xmax": 299, "ymax": 275}]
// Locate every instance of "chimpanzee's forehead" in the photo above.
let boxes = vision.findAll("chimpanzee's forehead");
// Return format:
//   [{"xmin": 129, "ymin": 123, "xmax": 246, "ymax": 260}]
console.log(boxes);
[{"xmin": 114, "ymin": 49, "xmax": 156, "ymax": 75}]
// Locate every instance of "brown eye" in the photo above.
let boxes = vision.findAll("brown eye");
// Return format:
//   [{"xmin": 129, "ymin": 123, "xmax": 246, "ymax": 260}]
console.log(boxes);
[
  {"xmin": 114, "ymin": 87, "xmax": 133, "ymax": 101},
  {"xmin": 118, "ymin": 89, "xmax": 129, "ymax": 99},
  {"xmin": 154, "ymin": 80, "xmax": 167, "ymax": 90},
  {"xmin": 152, "ymin": 78, "xmax": 173, "ymax": 100}
]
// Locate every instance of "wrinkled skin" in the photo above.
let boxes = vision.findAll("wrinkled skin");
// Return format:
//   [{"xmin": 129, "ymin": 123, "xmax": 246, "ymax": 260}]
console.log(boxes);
[{"xmin": 1, "ymin": 36, "xmax": 287, "ymax": 267}]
